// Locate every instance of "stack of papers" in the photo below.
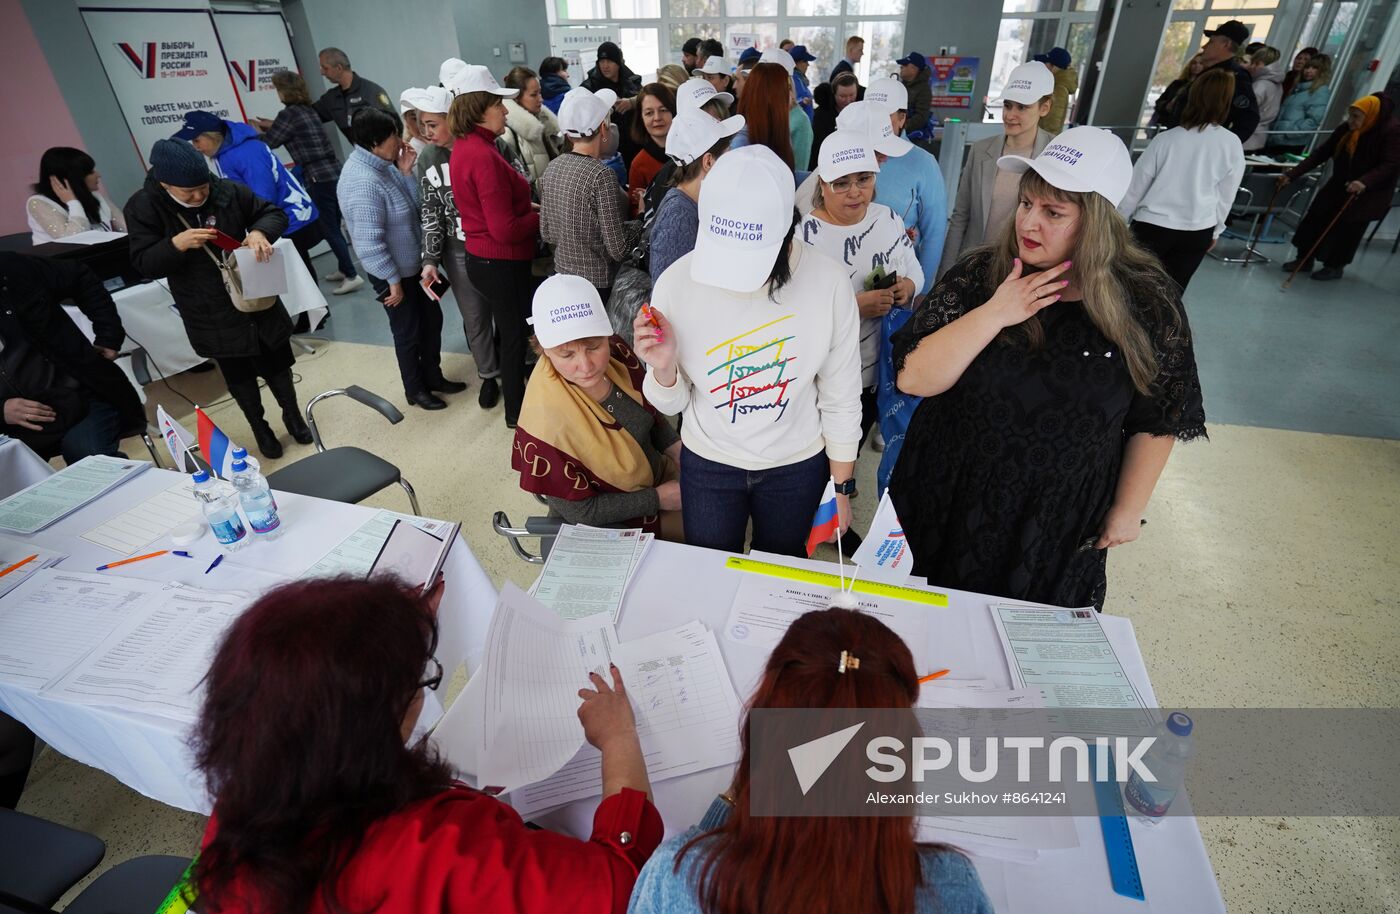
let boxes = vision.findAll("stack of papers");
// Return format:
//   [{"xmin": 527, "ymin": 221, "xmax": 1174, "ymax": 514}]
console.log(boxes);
[
  {"xmin": 0, "ymin": 569, "xmax": 247, "ymax": 721},
  {"xmin": 460, "ymin": 583, "xmax": 743, "ymax": 819},
  {"xmin": 530, "ymin": 525, "xmax": 652, "ymax": 622},
  {"xmin": 302, "ymin": 510, "xmax": 454, "ymax": 578},
  {"xmin": 0, "ymin": 537, "xmax": 67, "ymax": 599},
  {"xmin": 0, "ymin": 456, "xmax": 148, "ymax": 534}
]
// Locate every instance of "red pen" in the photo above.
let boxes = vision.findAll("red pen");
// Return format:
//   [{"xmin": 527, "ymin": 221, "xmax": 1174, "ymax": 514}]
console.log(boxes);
[{"xmin": 641, "ymin": 303, "xmax": 664, "ymax": 343}]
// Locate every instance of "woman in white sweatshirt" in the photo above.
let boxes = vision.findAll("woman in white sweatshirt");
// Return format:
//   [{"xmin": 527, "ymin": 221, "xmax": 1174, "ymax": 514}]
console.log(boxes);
[
  {"xmin": 1118, "ymin": 69, "xmax": 1244, "ymax": 294},
  {"xmin": 633, "ymin": 145, "xmax": 863, "ymax": 557}
]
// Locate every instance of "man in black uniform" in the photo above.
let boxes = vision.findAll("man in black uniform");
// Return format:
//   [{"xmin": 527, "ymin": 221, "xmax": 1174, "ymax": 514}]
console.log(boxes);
[
  {"xmin": 1159, "ymin": 19, "xmax": 1260, "ymax": 144},
  {"xmin": 314, "ymin": 47, "xmax": 396, "ymax": 140}
]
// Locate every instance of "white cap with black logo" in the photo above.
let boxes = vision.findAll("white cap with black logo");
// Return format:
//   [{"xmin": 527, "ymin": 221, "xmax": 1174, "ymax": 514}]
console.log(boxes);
[{"xmin": 666, "ymin": 111, "xmax": 745, "ymax": 165}]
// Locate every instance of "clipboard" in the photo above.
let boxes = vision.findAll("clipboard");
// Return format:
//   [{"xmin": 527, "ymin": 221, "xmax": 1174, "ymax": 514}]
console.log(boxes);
[{"xmin": 368, "ymin": 519, "xmax": 461, "ymax": 594}]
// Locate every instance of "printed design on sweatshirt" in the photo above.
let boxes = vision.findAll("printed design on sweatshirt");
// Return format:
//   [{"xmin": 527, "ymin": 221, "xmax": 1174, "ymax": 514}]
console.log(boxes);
[{"xmin": 704, "ymin": 315, "xmax": 797, "ymax": 423}]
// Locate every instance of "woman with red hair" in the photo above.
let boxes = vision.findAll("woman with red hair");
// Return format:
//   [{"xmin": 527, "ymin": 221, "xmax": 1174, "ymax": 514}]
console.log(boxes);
[
  {"xmin": 626, "ymin": 608, "xmax": 993, "ymax": 914},
  {"xmin": 191, "ymin": 576, "xmax": 660, "ymax": 914},
  {"xmin": 730, "ymin": 62, "xmax": 796, "ymax": 171}
]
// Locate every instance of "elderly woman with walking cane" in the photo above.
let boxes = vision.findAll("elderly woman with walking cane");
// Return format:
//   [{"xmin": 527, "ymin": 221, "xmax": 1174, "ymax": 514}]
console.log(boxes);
[{"xmin": 1278, "ymin": 92, "xmax": 1400, "ymax": 283}]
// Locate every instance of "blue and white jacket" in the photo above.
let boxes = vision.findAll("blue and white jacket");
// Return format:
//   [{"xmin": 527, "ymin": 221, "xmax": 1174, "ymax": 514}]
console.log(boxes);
[{"xmin": 212, "ymin": 120, "xmax": 317, "ymax": 235}]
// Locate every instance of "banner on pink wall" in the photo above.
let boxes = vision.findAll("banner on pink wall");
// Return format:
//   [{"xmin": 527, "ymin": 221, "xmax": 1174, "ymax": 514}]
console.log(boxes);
[
  {"xmin": 79, "ymin": 7, "xmax": 245, "ymax": 166},
  {"xmin": 212, "ymin": 11, "xmax": 298, "ymax": 122}
]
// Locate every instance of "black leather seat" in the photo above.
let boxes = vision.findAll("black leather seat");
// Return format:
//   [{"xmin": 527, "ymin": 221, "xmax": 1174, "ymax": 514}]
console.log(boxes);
[{"xmin": 0, "ymin": 808, "xmax": 105, "ymax": 914}]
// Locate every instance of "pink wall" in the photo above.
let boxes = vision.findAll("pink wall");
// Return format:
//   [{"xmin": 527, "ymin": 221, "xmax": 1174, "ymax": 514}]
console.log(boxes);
[{"xmin": 0, "ymin": 0, "xmax": 87, "ymax": 238}]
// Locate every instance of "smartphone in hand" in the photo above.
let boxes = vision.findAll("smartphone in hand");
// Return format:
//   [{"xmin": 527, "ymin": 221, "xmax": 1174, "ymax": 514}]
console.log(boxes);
[{"xmin": 420, "ymin": 274, "xmax": 450, "ymax": 301}]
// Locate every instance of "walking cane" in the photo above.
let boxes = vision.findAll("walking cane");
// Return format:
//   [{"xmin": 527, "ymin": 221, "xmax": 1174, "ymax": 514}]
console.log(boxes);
[
  {"xmin": 1281, "ymin": 192, "xmax": 1359, "ymax": 291},
  {"xmin": 1240, "ymin": 181, "xmax": 1285, "ymax": 267}
]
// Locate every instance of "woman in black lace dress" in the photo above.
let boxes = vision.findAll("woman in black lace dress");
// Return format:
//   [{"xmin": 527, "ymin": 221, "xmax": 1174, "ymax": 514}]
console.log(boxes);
[{"xmin": 891, "ymin": 127, "xmax": 1206, "ymax": 610}]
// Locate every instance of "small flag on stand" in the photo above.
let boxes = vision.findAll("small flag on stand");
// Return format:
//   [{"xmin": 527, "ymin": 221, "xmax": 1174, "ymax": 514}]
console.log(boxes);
[
  {"xmin": 195, "ymin": 406, "xmax": 239, "ymax": 479},
  {"xmin": 805, "ymin": 478, "xmax": 841, "ymax": 557},
  {"xmin": 156, "ymin": 405, "xmax": 196, "ymax": 472}
]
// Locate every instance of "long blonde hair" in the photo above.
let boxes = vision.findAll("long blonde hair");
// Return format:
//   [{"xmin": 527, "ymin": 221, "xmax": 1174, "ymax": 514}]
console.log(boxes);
[{"xmin": 981, "ymin": 170, "xmax": 1178, "ymax": 395}]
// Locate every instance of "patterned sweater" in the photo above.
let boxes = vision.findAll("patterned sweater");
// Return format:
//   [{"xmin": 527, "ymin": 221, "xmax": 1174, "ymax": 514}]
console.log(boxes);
[
  {"xmin": 416, "ymin": 143, "xmax": 462, "ymax": 269},
  {"xmin": 337, "ymin": 145, "xmax": 422, "ymax": 285}
]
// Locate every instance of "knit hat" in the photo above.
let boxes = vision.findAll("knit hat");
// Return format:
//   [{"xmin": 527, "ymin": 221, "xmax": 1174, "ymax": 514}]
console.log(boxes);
[
  {"xmin": 149, "ymin": 139, "xmax": 212, "ymax": 188},
  {"xmin": 597, "ymin": 41, "xmax": 624, "ymax": 64}
]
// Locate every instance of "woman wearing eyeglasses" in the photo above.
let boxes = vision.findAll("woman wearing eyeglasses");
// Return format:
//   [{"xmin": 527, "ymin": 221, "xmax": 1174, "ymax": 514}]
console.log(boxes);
[
  {"xmin": 800, "ymin": 131, "xmax": 922, "ymax": 457},
  {"xmin": 191, "ymin": 576, "xmax": 660, "ymax": 914}
]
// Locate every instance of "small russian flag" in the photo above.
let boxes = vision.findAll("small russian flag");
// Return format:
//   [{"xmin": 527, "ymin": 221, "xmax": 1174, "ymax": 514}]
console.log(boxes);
[
  {"xmin": 196, "ymin": 406, "xmax": 239, "ymax": 479},
  {"xmin": 805, "ymin": 478, "xmax": 841, "ymax": 557}
]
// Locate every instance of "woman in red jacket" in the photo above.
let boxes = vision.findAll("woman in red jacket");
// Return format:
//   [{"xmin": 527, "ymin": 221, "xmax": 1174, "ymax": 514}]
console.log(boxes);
[
  {"xmin": 448, "ymin": 65, "xmax": 542, "ymax": 427},
  {"xmin": 191, "ymin": 576, "xmax": 660, "ymax": 914}
]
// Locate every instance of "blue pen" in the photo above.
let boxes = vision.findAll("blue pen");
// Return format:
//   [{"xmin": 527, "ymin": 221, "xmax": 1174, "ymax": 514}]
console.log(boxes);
[{"xmin": 203, "ymin": 554, "xmax": 225, "ymax": 574}]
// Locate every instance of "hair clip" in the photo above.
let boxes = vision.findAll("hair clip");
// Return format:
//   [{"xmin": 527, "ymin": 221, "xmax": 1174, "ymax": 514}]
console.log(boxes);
[{"xmin": 838, "ymin": 650, "xmax": 860, "ymax": 674}]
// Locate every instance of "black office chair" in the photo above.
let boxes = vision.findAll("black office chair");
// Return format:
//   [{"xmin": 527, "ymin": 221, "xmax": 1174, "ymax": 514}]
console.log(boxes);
[
  {"xmin": 61, "ymin": 855, "xmax": 191, "ymax": 914},
  {"xmin": 0, "ymin": 808, "xmax": 105, "ymax": 914},
  {"xmin": 265, "ymin": 386, "xmax": 420, "ymax": 514},
  {"xmin": 492, "ymin": 495, "xmax": 562, "ymax": 564}
]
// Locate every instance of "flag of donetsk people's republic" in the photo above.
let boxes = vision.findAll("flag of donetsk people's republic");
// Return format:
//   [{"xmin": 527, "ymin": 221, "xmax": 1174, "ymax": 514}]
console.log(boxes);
[
  {"xmin": 195, "ymin": 406, "xmax": 238, "ymax": 479},
  {"xmin": 806, "ymin": 478, "xmax": 841, "ymax": 557}
]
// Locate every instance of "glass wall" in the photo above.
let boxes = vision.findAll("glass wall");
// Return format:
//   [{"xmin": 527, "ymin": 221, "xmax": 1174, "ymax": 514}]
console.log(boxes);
[
  {"xmin": 992, "ymin": 0, "xmax": 1104, "ymax": 123},
  {"xmin": 550, "ymin": 0, "xmax": 908, "ymax": 85},
  {"xmin": 1141, "ymin": 0, "xmax": 1285, "ymax": 125}
]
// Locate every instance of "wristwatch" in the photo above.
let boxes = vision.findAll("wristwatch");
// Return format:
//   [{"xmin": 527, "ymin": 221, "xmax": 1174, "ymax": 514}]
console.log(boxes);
[{"xmin": 833, "ymin": 478, "xmax": 857, "ymax": 496}]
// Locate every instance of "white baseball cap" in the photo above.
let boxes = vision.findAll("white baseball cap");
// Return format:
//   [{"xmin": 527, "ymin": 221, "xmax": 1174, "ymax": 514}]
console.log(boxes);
[
  {"xmin": 997, "ymin": 126, "xmax": 1133, "ymax": 206},
  {"xmin": 439, "ymin": 58, "xmax": 467, "ymax": 87},
  {"xmin": 558, "ymin": 86, "xmax": 617, "ymax": 137},
  {"xmin": 836, "ymin": 101, "xmax": 912, "ymax": 157},
  {"xmin": 401, "ymin": 85, "xmax": 453, "ymax": 115},
  {"xmin": 692, "ymin": 145, "xmax": 796, "ymax": 293},
  {"xmin": 691, "ymin": 57, "xmax": 730, "ymax": 77},
  {"xmin": 528, "ymin": 274, "xmax": 615, "ymax": 348},
  {"xmin": 667, "ymin": 111, "xmax": 745, "ymax": 165},
  {"xmin": 676, "ymin": 77, "xmax": 734, "ymax": 111},
  {"xmin": 865, "ymin": 77, "xmax": 908, "ymax": 113},
  {"xmin": 816, "ymin": 130, "xmax": 880, "ymax": 183},
  {"xmin": 445, "ymin": 64, "xmax": 518, "ymax": 99},
  {"xmin": 997, "ymin": 62, "xmax": 1055, "ymax": 105},
  {"xmin": 759, "ymin": 48, "xmax": 796, "ymax": 74}
]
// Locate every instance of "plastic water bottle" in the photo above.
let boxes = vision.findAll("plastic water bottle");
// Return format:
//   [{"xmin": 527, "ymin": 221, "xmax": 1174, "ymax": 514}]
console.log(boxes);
[
  {"xmin": 230, "ymin": 445, "xmax": 260, "ymax": 473},
  {"xmin": 1124, "ymin": 712, "xmax": 1195, "ymax": 824},
  {"xmin": 193, "ymin": 469, "xmax": 247, "ymax": 549},
  {"xmin": 230, "ymin": 456, "xmax": 281, "ymax": 538}
]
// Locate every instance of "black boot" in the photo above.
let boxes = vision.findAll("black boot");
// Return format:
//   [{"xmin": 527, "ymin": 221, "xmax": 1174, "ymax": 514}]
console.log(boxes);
[
  {"xmin": 266, "ymin": 370, "xmax": 314, "ymax": 445},
  {"xmin": 228, "ymin": 379, "xmax": 283, "ymax": 459}
]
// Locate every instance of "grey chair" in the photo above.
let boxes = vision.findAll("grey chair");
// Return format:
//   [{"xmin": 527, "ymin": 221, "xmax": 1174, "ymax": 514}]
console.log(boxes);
[
  {"xmin": 61, "ymin": 855, "xmax": 191, "ymax": 914},
  {"xmin": 265, "ymin": 386, "xmax": 419, "ymax": 514},
  {"xmin": 0, "ymin": 808, "xmax": 105, "ymax": 914},
  {"xmin": 1210, "ymin": 171, "xmax": 1312, "ymax": 264},
  {"xmin": 492, "ymin": 495, "xmax": 562, "ymax": 564}
]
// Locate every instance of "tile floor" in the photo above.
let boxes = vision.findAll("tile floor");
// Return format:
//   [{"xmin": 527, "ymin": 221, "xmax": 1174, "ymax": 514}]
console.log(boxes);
[{"xmin": 15, "ymin": 236, "xmax": 1400, "ymax": 912}]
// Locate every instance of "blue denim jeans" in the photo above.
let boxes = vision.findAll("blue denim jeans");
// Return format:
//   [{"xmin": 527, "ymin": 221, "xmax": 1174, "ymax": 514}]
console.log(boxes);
[
  {"xmin": 60, "ymin": 398, "xmax": 125, "ymax": 465},
  {"xmin": 307, "ymin": 178, "xmax": 357, "ymax": 278},
  {"xmin": 680, "ymin": 447, "xmax": 829, "ymax": 557}
]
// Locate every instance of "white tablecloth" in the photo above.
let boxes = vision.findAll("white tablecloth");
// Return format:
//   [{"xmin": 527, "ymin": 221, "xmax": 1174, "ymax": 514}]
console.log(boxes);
[
  {"xmin": 487, "ymin": 541, "xmax": 1226, "ymax": 914},
  {"xmin": 0, "ymin": 436, "xmax": 55, "ymax": 498},
  {"xmin": 64, "ymin": 237, "xmax": 330, "ymax": 391},
  {"xmin": 0, "ymin": 466, "xmax": 497, "ymax": 813}
]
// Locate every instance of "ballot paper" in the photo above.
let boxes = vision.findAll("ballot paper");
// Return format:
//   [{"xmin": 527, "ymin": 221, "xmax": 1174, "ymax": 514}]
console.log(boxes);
[
  {"xmin": 232, "ymin": 246, "xmax": 289, "ymax": 298},
  {"xmin": 42, "ymin": 585, "xmax": 248, "ymax": 720},
  {"xmin": 369, "ymin": 519, "xmax": 460, "ymax": 594},
  {"xmin": 851, "ymin": 492, "xmax": 915, "ymax": 578},
  {"xmin": 0, "ymin": 569, "xmax": 171, "ymax": 687},
  {"xmin": 478, "ymin": 583, "xmax": 618, "ymax": 794},
  {"xmin": 507, "ymin": 621, "xmax": 744, "ymax": 819},
  {"xmin": 302, "ymin": 510, "xmax": 454, "ymax": 578},
  {"xmin": 531, "ymin": 525, "xmax": 651, "ymax": 622},
  {"xmin": 725, "ymin": 571, "xmax": 931, "ymax": 669},
  {"xmin": 990, "ymin": 604, "xmax": 1147, "ymax": 710},
  {"xmin": 0, "ymin": 455, "xmax": 148, "ymax": 534},
  {"xmin": 0, "ymin": 537, "xmax": 67, "ymax": 599},
  {"xmin": 80, "ymin": 477, "xmax": 201, "ymax": 554},
  {"xmin": 53, "ymin": 229, "xmax": 127, "ymax": 245}
]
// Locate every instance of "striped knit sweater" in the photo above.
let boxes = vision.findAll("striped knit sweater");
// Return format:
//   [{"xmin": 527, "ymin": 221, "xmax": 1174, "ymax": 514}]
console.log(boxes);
[{"xmin": 337, "ymin": 145, "xmax": 422, "ymax": 284}]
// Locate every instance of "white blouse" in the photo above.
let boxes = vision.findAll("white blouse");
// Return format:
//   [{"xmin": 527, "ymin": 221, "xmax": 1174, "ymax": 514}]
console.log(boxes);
[{"xmin": 26, "ymin": 192, "xmax": 126, "ymax": 244}]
